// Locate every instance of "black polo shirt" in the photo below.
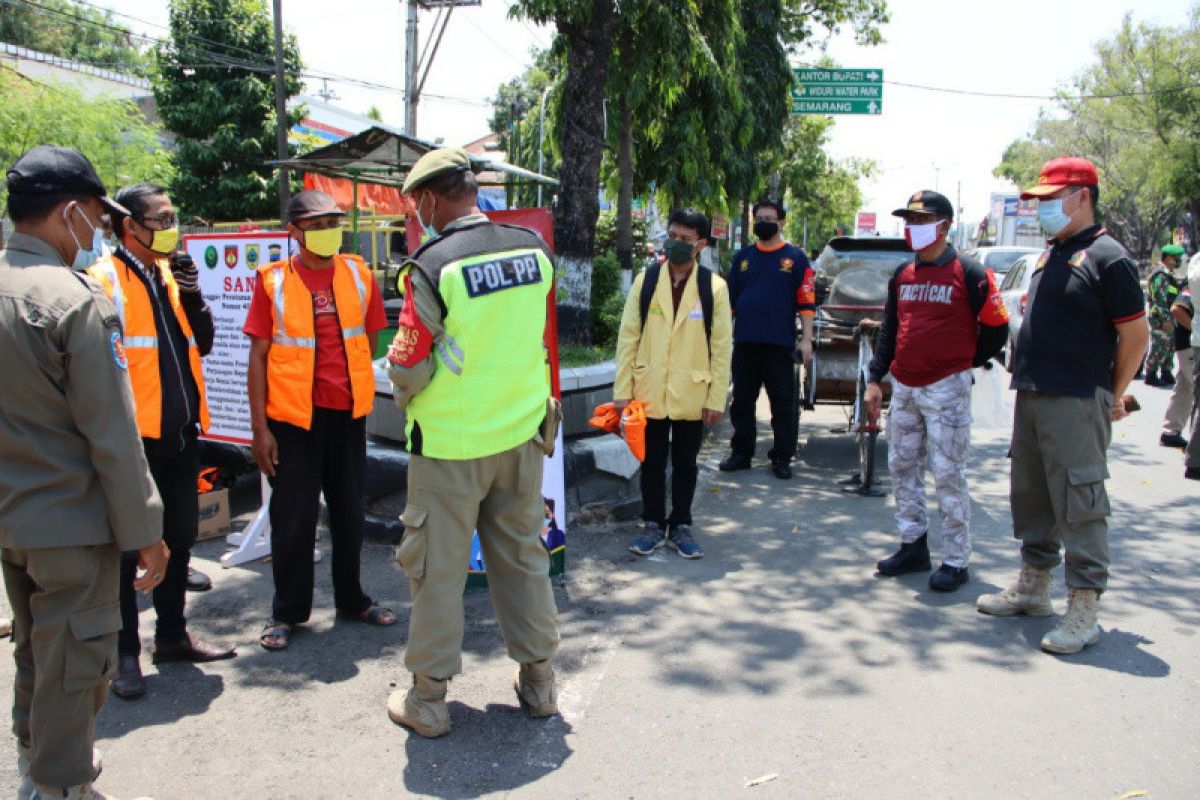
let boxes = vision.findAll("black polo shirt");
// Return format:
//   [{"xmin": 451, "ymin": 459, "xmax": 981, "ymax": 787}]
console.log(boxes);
[{"xmin": 1010, "ymin": 225, "xmax": 1145, "ymax": 398}]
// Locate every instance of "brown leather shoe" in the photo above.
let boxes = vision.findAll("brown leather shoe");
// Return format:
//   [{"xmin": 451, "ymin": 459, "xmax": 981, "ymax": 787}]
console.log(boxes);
[
  {"xmin": 110, "ymin": 656, "xmax": 146, "ymax": 700},
  {"xmin": 151, "ymin": 633, "xmax": 236, "ymax": 664}
]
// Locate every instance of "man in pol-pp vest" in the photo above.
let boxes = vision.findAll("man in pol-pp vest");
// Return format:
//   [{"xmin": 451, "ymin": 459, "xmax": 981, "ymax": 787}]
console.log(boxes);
[
  {"xmin": 244, "ymin": 190, "xmax": 396, "ymax": 651},
  {"xmin": 2, "ymin": 145, "xmax": 168, "ymax": 800},
  {"xmin": 89, "ymin": 184, "xmax": 236, "ymax": 699},
  {"xmin": 386, "ymin": 148, "xmax": 560, "ymax": 738},
  {"xmin": 865, "ymin": 190, "xmax": 1009, "ymax": 593}
]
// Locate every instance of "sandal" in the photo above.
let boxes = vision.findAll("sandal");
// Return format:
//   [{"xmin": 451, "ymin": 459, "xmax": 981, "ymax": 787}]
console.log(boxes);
[
  {"xmin": 260, "ymin": 621, "xmax": 293, "ymax": 651},
  {"xmin": 339, "ymin": 605, "xmax": 397, "ymax": 627}
]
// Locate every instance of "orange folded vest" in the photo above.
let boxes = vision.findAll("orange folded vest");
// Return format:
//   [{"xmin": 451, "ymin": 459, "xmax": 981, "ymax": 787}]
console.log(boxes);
[{"xmin": 588, "ymin": 400, "xmax": 647, "ymax": 462}]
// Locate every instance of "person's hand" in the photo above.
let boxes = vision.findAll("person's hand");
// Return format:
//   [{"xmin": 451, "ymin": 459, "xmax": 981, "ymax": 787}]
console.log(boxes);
[
  {"xmin": 614, "ymin": 399, "xmax": 630, "ymax": 413},
  {"xmin": 1111, "ymin": 395, "xmax": 1134, "ymax": 421},
  {"xmin": 133, "ymin": 540, "xmax": 170, "ymax": 594},
  {"xmin": 797, "ymin": 337, "xmax": 813, "ymax": 366},
  {"xmin": 251, "ymin": 426, "xmax": 278, "ymax": 477},
  {"xmin": 168, "ymin": 252, "xmax": 200, "ymax": 293},
  {"xmin": 864, "ymin": 381, "xmax": 883, "ymax": 423},
  {"xmin": 702, "ymin": 408, "xmax": 722, "ymax": 425}
]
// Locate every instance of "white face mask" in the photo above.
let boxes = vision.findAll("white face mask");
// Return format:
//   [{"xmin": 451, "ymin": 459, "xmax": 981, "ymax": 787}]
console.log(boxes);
[
  {"xmin": 63, "ymin": 203, "xmax": 105, "ymax": 270},
  {"xmin": 416, "ymin": 192, "xmax": 438, "ymax": 239},
  {"xmin": 904, "ymin": 221, "xmax": 941, "ymax": 251}
]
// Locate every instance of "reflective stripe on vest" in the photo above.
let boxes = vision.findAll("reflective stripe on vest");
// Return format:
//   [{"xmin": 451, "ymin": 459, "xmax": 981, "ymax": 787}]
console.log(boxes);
[
  {"xmin": 405, "ymin": 246, "xmax": 551, "ymax": 459},
  {"xmin": 87, "ymin": 255, "xmax": 211, "ymax": 438},
  {"xmin": 259, "ymin": 254, "xmax": 377, "ymax": 429}
]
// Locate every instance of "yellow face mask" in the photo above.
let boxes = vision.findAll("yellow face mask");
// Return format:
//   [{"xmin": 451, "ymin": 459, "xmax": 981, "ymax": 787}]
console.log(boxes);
[
  {"xmin": 302, "ymin": 227, "xmax": 343, "ymax": 258},
  {"xmin": 146, "ymin": 227, "xmax": 180, "ymax": 255}
]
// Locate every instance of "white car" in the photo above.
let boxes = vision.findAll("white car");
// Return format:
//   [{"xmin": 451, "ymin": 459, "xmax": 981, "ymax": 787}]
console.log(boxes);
[
  {"xmin": 997, "ymin": 251, "xmax": 1042, "ymax": 367},
  {"xmin": 966, "ymin": 245, "xmax": 1042, "ymax": 277}
]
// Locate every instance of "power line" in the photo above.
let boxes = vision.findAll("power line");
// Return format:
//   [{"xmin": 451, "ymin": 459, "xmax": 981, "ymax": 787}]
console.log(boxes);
[{"xmin": 885, "ymin": 78, "xmax": 1200, "ymax": 101}]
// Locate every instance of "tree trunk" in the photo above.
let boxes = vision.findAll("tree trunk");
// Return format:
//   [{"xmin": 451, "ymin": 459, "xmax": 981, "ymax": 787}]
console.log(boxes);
[
  {"xmin": 553, "ymin": 2, "xmax": 616, "ymax": 346},
  {"xmin": 616, "ymin": 90, "xmax": 634, "ymax": 278}
]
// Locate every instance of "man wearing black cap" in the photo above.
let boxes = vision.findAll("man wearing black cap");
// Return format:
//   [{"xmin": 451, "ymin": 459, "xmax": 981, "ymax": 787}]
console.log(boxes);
[
  {"xmin": 243, "ymin": 189, "xmax": 395, "ymax": 651},
  {"xmin": 977, "ymin": 157, "xmax": 1148, "ymax": 655},
  {"xmin": 386, "ymin": 147, "xmax": 560, "ymax": 737},
  {"xmin": 865, "ymin": 190, "xmax": 1009, "ymax": 593},
  {"xmin": 1, "ymin": 145, "xmax": 168, "ymax": 799}
]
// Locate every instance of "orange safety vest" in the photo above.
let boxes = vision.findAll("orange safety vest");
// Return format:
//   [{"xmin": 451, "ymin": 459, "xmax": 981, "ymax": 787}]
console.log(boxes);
[
  {"xmin": 89, "ymin": 254, "xmax": 211, "ymax": 438},
  {"xmin": 258, "ymin": 254, "xmax": 376, "ymax": 429}
]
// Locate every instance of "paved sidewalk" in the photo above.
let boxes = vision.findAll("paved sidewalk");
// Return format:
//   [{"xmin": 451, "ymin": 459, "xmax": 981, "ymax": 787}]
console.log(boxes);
[{"xmin": 1, "ymin": 382, "xmax": 1197, "ymax": 798}]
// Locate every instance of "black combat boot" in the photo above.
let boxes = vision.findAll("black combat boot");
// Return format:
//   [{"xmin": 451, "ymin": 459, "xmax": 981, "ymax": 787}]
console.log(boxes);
[{"xmin": 876, "ymin": 533, "xmax": 932, "ymax": 576}]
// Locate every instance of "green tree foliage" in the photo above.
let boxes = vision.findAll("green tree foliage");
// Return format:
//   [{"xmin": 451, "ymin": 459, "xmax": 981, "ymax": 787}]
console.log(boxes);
[
  {"xmin": 995, "ymin": 10, "xmax": 1200, "ymax": 259},
  {"xmin": 153, "ymin": 0, "xmax": 304, "ymax": 223},
  {"xmin": 0, "ymin": 69, "xmax": 172, "ymax": 208},
  {"xmin": 488, "ymin": 47, "xmax": 563, "ymax": 209},
  {"xmin": 774, "ymin": 114, "xmax": 874, "ymax": 248},
  {"xmin": 0, "ymin": 0, "xmax": 152, "ymax": 77}
]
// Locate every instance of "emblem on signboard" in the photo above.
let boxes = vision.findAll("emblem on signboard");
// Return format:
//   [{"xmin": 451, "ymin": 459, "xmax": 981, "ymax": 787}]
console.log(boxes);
[
  {"xmin": 224, "ymin": 245, "xmax": 239, "ymax": 269},
  {"xmin": 246, "ymin": 244, "xmax": 260, "ymax": 269},
  {"xmin": 204, "ymin": 246, "xmax": 218, "ymax": 269},
  {"xmin": 268, "ymin": 243, "xmax": 283, "ymax": 263}
]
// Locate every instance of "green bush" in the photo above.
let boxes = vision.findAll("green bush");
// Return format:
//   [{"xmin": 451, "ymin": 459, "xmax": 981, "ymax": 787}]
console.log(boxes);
[
  {"xmin": 594, "ymin": 209, "xmax": 649, "ymax": 264},
  {"xmin": 590, "ymin": 252, "xmax": 624, "ymax": 350}
]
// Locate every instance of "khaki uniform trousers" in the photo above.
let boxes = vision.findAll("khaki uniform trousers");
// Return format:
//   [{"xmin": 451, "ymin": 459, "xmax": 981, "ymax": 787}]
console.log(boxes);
[
  {"xmin": 1, "ymin": 544, "xmax": 120, "ymax": 788},
  {"xmin": 1010, "ymin": 388, "xmax": 1113, "ymax": 592},
  {"xmin": 397, "ymin": 438, "xmax": 559, "ymax": 678},
  {"xmin": 1162, "ymin": 347, "xmax": 1196, "ymax": 436}
]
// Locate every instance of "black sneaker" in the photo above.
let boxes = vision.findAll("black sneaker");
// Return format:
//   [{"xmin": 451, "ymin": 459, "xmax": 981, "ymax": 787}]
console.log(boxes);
[
  {"xmin": 1161, "ymin": 370, "xmax": 1176, "ymax": 386},
  {"xmin": 770, "ymin": 460, "xmax": 792, "ymax": 480},
  {"xmin": 186, "ymin": 567, "xmax": 213, "ymax": 592},
  {"xmin": 1186, "ymin": 467, "xmax": 1200, "ymax": 481},
  {"xmin": 1160, "ymin": 432, "xmax": 1189, "ymax": 448},
  {"xmin": 1144, "ymin": 374, "xmax": 1164, "ymax": 387},
  {"xmin": 876, "ymin": 533, "xmax": 932, "ymax": 576},
  {"xmin": 719, "ymin": 454, "xmax": 752, "ymax": 472},
  {"xmin": 928, "ymin": 563, "xmax": 969, "ymax": 592}
]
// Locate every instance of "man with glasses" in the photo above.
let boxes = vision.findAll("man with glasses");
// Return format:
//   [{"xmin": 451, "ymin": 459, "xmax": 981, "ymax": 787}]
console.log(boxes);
[
  {"xmin": 719, "ymin": 199, "xmax": 815, "ymax": 480},
  {"xmin": 88, "ymin": 184, "xmax": 236, "ymax": 700},
  {"xmin": 978, "ymin": 157, "xmax": 1149, "ymax": 654}
]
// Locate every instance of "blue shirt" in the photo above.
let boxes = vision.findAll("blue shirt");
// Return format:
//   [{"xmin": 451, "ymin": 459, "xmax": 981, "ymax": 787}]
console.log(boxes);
[{"xmin": 726, "ymin": 242, "xmax": 815, "ymax": 347}]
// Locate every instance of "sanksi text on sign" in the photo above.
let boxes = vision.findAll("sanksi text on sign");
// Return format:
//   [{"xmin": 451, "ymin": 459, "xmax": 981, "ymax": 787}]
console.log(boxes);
[{"xmin": 463, "ymin": 254, "xmax": 543, "ymax": 298}]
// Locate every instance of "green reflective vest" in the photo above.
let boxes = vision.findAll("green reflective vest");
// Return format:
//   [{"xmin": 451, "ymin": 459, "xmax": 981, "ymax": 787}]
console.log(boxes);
[{"xmin": 406, "ymin": 246, "xmax": 552, "ymax": 459}]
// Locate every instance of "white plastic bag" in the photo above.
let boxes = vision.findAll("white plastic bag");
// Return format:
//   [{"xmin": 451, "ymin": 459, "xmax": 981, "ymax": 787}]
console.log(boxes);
[{"xmin": 971, "ymin": 360, "xmax": 1012, "ymax": 429}]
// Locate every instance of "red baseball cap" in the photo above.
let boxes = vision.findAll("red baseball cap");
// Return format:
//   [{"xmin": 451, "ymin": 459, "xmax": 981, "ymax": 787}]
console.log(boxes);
[{"xmin": 1020, "ymin": 157, "xmax": 1099, "ymax": 200}]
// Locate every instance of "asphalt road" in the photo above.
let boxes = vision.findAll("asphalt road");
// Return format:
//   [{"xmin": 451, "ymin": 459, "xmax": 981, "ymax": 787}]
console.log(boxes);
[{"xmin": 1, "ymin": 377, "xmax": 1197, "ymax": 799}]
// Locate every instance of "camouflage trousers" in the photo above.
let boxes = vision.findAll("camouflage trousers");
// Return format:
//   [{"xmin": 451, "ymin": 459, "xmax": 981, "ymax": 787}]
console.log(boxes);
[
  {"xmin": 887, "ymin": 370, "xmax": 974, "ymax": 567},
  {"xmin": 1146, "ymin": 329, "xmax": 1174, "ymax": 375}
]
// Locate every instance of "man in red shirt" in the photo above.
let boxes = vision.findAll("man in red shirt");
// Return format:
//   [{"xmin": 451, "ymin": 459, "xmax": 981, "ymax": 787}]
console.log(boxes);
[
  {"xmin": 243, "ymin": 191, "xmax": 396, "ymax": 650},
  {"xmin": 865, "ymin": 191, "xmax": 1009, "ymax": 592}
]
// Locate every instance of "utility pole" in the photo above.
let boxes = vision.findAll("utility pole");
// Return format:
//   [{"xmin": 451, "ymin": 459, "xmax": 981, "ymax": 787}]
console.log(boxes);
[
  {"xmin": 271, "ymin": 0, "xmax": 290, "ymax": 221},
  {"xmin": 404, "ymin": 1, "xmax": 419, "ymax": 135}
]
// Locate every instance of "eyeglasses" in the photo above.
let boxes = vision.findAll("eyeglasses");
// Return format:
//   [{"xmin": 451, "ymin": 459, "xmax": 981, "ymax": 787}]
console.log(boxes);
[{"xmin": 137, "ymin": 213, "xmax": 178, "ymax": 229}]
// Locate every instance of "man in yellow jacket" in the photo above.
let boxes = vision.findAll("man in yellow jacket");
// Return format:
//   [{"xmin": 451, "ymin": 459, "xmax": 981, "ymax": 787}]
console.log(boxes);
[{"xmin": 615, "ymin": 208, "xmax": 733, "ymax": 559}]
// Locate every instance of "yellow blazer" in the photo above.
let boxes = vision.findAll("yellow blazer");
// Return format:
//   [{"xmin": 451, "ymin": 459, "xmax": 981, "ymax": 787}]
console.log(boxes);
[{"xmin": 614, "ymin": 263, "xmax": 733, "ymax": 421}]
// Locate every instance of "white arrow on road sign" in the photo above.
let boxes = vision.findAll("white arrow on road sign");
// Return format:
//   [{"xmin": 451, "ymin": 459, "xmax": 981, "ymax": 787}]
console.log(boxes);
[
  {"xmin": 868, "ymin": 101, "xmax": 879, "ymax": 113},
  {"xmin": 867, "ymin": 71, "xmax": 880, "ymax": 81}
]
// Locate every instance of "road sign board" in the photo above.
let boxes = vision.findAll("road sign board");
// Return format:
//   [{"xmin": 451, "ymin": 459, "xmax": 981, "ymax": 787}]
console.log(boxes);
[
  {"xmin": 791, "ymin": 68, "xmax": 884, "ymax": 115},
  {"xmin": 792, "ymin": 98, "xmax": 882, "ymax": 115}
]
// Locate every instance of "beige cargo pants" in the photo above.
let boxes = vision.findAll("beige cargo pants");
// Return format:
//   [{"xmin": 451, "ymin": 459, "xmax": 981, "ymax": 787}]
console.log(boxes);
[
  {"xmin": 397, "ymin": 438, "xmax": 560, "ymax": 678},
  {"xmin": 2, "ymin": 544, "xmax": 120, "ymax": 788}
]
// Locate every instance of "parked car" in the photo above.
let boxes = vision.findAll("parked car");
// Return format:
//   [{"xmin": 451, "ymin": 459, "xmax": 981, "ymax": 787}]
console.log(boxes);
[
  {"xmin": 996, "ymin": 251, "xmax": 1040, "ymax": 367},
  {"xmin": 964, "ymin": 245, "xmax": 1042, "ymax": 277}
]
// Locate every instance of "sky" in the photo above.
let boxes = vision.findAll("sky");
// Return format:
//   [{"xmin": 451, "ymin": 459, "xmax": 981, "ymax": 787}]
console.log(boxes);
[{"xmin": 102, "ymin": 0, "xmax": 1196, "ymax": 231}]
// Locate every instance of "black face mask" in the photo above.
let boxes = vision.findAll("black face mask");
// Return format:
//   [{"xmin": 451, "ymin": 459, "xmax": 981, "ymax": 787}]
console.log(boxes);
[{"xmin": 753, "ymin": 220, "xmax": 779, "ymax": 241}]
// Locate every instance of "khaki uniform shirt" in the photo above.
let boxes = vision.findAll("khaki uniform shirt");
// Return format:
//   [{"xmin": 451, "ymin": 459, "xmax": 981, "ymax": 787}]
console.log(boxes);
[{"xmin": 0, "ymin": 232, "xmax": 162, "ymax": 551}]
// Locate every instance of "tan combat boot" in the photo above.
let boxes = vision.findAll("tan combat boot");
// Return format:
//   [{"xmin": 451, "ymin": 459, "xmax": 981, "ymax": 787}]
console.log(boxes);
[
  {"xmin": 514, "ymin": 659, "xmax": 558, "ymax": 717},
  {"xmin": 1041, "ymin": 587, "xmax": 1101, "ymax": 654},
  {"xmin": 387, "ymin": 674, "xmax": 451, "ymax": 738},
  {"xmin": 976, "ymin": 564, "xmax": 1053, "ymax": 617}
]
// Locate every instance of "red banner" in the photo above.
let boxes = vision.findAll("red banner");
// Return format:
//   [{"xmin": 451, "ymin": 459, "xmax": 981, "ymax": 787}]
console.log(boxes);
[{"xmin": 303, "ymin": 173, "xmax": 415, "ymax": 216}]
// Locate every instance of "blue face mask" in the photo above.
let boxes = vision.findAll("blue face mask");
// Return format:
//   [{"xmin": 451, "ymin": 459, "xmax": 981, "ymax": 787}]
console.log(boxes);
[
  {"xmin": 63, "ymin": 203, "xmax": 105, "ymax": 270},
  {"xmin": 1037, "ymin": 197, "xmax": 1073, "ymax": 236},
  {"xmin": 416, "ymin": 192, "xmax": 438, "ymax": 240}
]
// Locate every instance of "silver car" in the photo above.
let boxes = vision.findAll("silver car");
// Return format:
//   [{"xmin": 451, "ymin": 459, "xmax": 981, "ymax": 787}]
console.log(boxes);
[
  {"xmin": 997, "ymin": 251, "xmax": 1043, "ymax": 367},
  {"xmin": 965, "ymin": 245, "xmax": 1043, "ymax": 277}
]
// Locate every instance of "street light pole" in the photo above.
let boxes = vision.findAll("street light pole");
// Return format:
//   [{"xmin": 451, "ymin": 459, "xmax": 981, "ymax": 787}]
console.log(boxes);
[
  {"xmin": 404, "ymin": 0, "xmax": 419, "ymax": 135},
  {"xmin": 271, "ymin": 0, "xmax": 290, "ymax": 221}
]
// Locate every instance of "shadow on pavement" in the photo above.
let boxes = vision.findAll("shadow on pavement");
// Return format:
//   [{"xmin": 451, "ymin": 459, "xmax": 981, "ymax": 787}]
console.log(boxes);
[
  {"xmin": 402, "ymin": 702, "xmax": 572, "ymax": 799},
  {"xmin": 96, "ymin": 665, "xmax": 224, "ymax": 742}
]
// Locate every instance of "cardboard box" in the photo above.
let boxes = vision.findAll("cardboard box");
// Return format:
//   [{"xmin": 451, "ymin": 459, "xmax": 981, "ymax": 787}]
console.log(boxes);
[{"xmin": 196, "ymin": 488, "xmax": 231, "ymax": 541}]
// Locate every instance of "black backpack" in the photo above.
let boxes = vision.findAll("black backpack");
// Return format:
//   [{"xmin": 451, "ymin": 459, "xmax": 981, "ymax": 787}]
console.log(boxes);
[{"xmin": 638, "ymin": 262, "xmax": 714, "ymax": 355}]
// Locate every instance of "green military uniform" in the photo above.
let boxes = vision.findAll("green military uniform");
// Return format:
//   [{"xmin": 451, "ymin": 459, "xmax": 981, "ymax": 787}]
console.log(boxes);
[
  {"xmin": 0, "ymin": 233, "xmax": 163, "ymax": 789},
  {"xmin": 1146, "ymin": 260, "xmax": 1180, "ymax": 380},
  {"xmin": 388, "ymin": 211, "xmax": 559, "ymax": 678}
]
